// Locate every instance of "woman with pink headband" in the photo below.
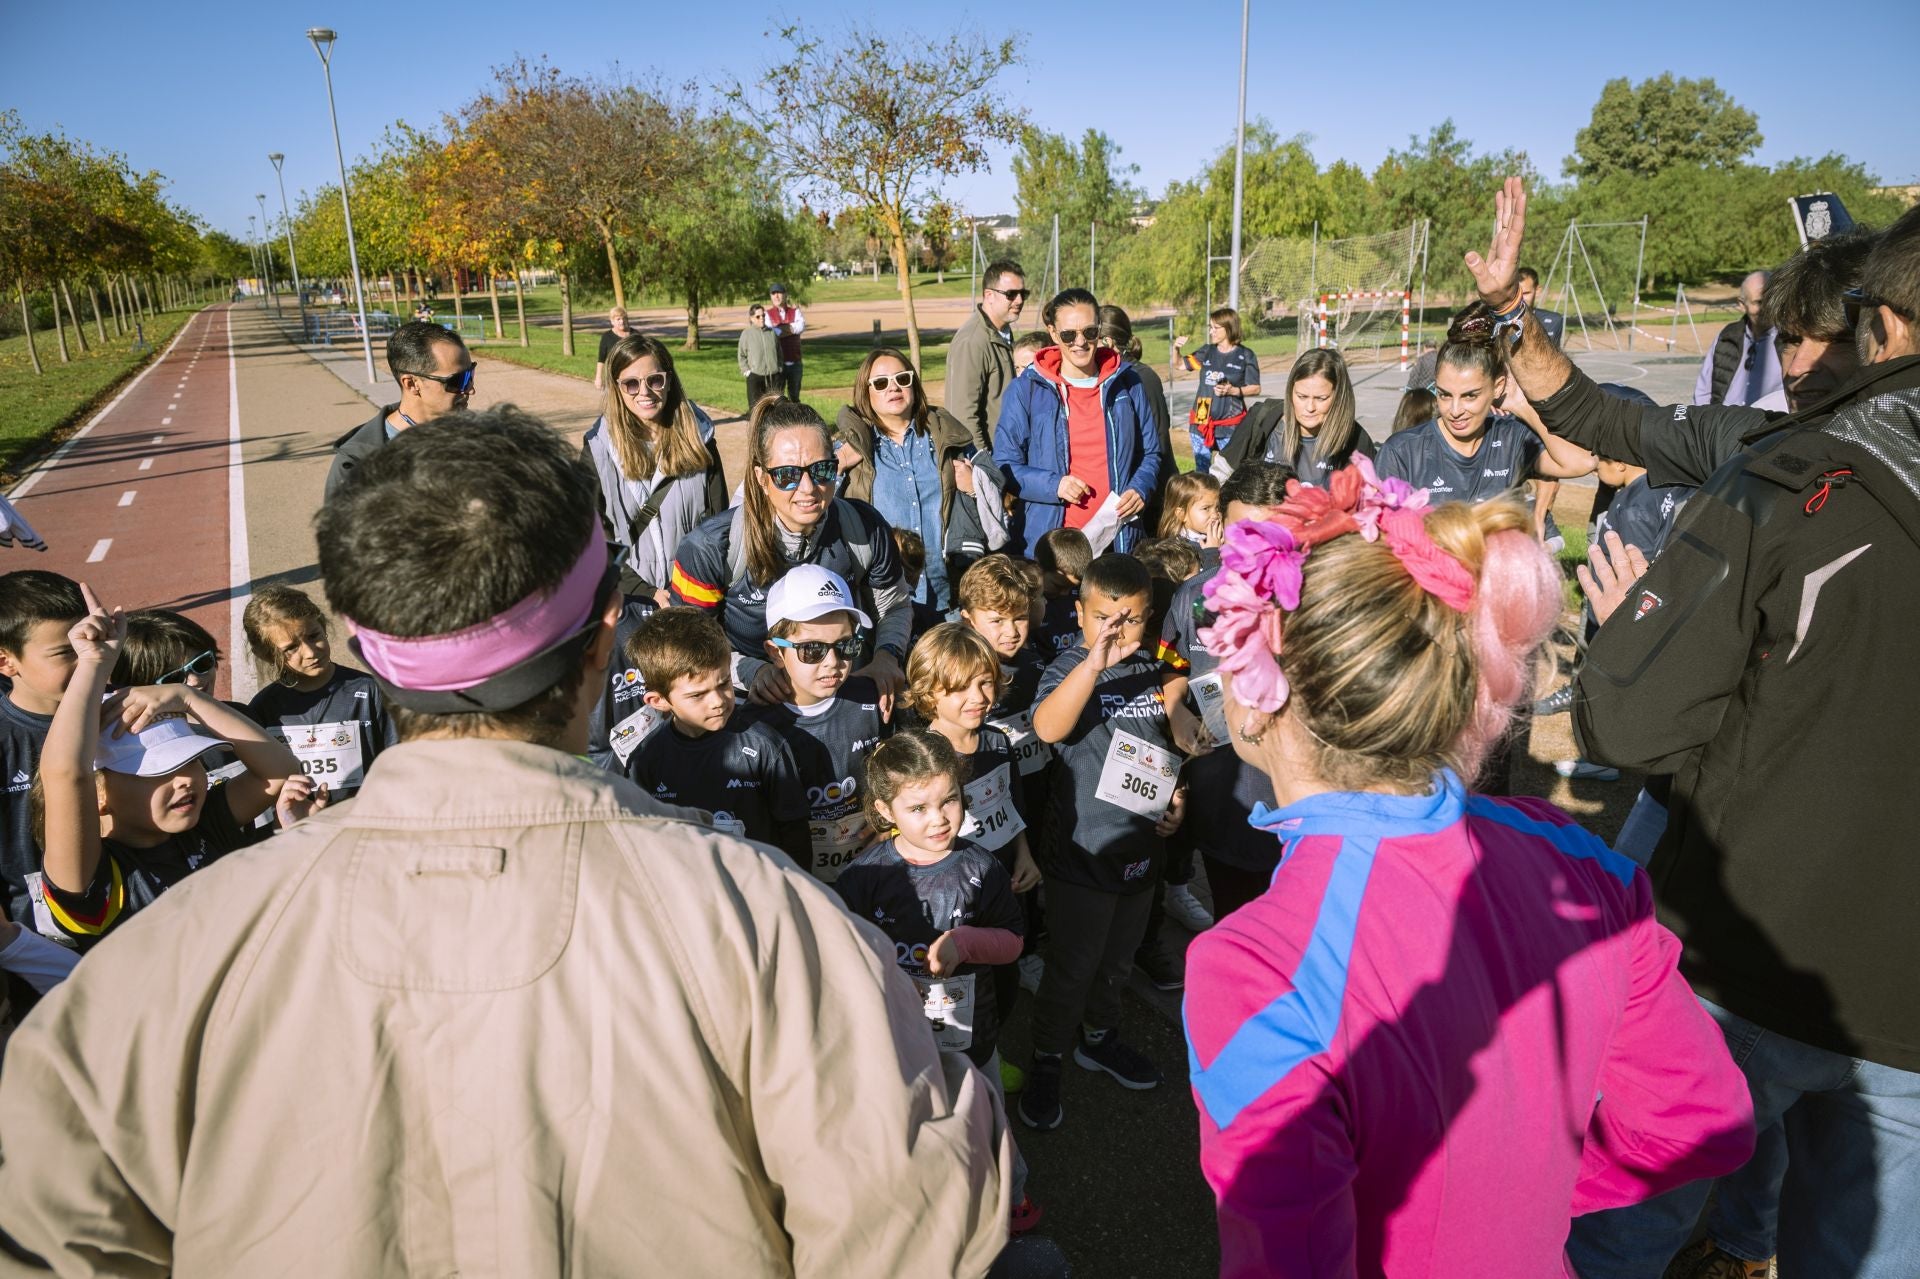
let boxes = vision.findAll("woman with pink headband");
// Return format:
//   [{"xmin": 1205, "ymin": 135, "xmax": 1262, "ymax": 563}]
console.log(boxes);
[{"xmin": 1181, "ymin": 464, "xmax": 1755, "ymax": 1277}]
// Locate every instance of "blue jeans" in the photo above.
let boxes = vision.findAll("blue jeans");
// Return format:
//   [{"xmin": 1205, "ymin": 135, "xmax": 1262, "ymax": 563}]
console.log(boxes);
[
  {"xmin": 1187, "ymin": 423, "xmax": 1233, "ymax": 474},
  {"xmin": 1568, "ymin": 999, "xmax": 1920, "ymax": 1278}
]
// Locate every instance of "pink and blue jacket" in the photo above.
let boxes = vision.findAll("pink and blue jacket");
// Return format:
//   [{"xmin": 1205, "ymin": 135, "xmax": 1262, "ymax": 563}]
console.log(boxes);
[{"xmin": 1184, "ymin": 773, "xmax": 1755, "ymax": 1278}]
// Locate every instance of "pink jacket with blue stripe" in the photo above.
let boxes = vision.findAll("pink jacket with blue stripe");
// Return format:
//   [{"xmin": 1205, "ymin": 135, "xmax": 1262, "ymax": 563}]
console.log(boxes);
[{"xmin": 1184, "ymin": 773, "xmax": 1754, "ymax": 1278}]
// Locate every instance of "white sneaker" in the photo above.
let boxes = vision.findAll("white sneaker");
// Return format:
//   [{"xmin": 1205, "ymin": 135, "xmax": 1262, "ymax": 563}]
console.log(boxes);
[
  {"xmin": 1017, "ymin": 954, "xmax": 1045, "ymax": 994},
  {"xmin": 1164, "ymin": 883, "xmax": 1215, "ymax": 932}
]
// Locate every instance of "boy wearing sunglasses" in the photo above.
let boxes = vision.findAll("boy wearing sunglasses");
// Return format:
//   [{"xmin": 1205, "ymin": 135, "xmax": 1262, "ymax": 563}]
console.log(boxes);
[
  {"xmin": 325, "ymin": 321, "xmax": 475, "ymax": 503},
  {"xmin": 757, "ymin": 565, "xmax": 894, "ymax": 884}
]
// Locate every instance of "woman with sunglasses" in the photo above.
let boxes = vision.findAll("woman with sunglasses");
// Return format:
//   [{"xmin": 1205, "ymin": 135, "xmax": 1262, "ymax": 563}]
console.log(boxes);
[
  {"xmin": 583, "ymin": 336, "xmax": 729, "ymax": 608},
  {"xmin": 834, "ymin": 348, "xmax": 995, "ymax": 612},
  {"xmin": 737, "ymin": 303, "xmax": 782, "ymax": 408},
  {"xmin": 669, "ymin": 399, "xmax": 913, "ymax": 710},
  {"xmin": 992, "ymin": 288, "xmax": 1165, "ymax": 557}
]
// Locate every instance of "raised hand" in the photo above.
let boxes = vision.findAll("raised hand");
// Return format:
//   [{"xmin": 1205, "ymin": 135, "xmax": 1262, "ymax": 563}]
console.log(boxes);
[
  {"xmin": 67, "ymin": 582, "xmax": 125, "ymax": 666},
  {"xmin": 1086, "ymin": 609, "xmax": 1141, "ymax": 674},
  {"xmin": 1464, "ymin": 175, "xmax": 1529, "ymax": 311}
]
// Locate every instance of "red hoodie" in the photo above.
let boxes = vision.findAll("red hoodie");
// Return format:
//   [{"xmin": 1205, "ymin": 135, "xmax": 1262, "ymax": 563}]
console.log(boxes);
[{"xmin": 1032, "ymin": 345, "xmax": 1121, "ymax": 529}]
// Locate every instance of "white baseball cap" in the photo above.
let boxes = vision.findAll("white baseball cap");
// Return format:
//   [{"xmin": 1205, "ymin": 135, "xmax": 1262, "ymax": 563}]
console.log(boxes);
[
  {"xmin": 94, "ymin": 713, "xmax": 226, "ymax": 777},
  {"xmin": 764, "ymin": 564, "xmax": 874, "ymax": 631}
]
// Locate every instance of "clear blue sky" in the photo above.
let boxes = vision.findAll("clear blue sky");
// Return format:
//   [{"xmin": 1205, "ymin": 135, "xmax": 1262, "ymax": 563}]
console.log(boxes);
[{"xmin": 4, "ymin": 0, "xmax": 1915, "ymax": 243}]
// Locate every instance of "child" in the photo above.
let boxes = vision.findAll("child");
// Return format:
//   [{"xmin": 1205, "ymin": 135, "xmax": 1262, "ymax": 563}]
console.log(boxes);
[
  {"xmin": 0, "ymin": 571, "xmax": 86, "ymax": 945},
  {"xmin": 757, "ymin": 565, "xmax": 893, "ymax": 884},
  {"xmin": 244, "ymin": 586, "xmax": 398, "ymax": 803},
  {"xmin": 833, "ymin": 729, "xmax": 1039, "ymax": 1232},
  {"xmin": 891, "ymin": 527, "xmax": 944, "ymax": 641},
  {"xmin": 1155, "ymin": 472, "xmax": 1222, "ymax": 547},
  {"xmin": 113, "ymin": 609, "xmax": 223, "ymax": 691},
  {"xmin": 32, "ymin": 586, "xmax": 317, "ymax": 949},
  {"xmin": 957, "ymin": 555, "xmax": 1053, "ymax": 787},
  {"xmin": 1011, "ymin": 330, "xmax": 1050, "ymax": 376},
  {"xmin": 621, "ymin": 607, "xmax": 811, "ymax": 862},
  {"xmin": 1022, "ymin": 552, "xmax": 1185, "ymax": 1130},
  {"xmin": 589, "ymin": 599, "xmax": 661, "ymax": 772},
  {"xmin": 1032, "ymin": 527, "xmax": 1091, "ymax": 658},
  {"xmin": 1392, "ymin": 385, "xmax": 1437, "ymax": 436}
]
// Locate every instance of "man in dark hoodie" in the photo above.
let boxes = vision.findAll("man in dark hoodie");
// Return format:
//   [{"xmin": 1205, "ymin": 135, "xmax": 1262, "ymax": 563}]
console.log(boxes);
[{"xmin": 323, "ymin": 321, "xmax": 474, "ymax": 502}]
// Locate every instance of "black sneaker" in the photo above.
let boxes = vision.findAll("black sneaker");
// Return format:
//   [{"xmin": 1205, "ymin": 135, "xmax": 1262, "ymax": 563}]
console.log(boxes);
[
  {"xmin": 1073, "ymin": 1033, "xmax": 1163, "ymax": 1090},
  {"xmin": 1134, "ymin": 944, "xmax": 1185, "ymax": 992},
  {"xmin": 1531, "ymin": 683, "xmax": 1576, "ymax": 717},
  {"xmin": 1018, "ymin": 1056, "xmax": 1064, "ymax": 1130}
]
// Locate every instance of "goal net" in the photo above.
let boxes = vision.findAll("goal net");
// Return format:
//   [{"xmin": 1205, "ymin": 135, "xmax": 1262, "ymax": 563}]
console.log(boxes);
[{"xmin": 1240, "ymin": 222, "xmax": 1421, "ymax": 372}]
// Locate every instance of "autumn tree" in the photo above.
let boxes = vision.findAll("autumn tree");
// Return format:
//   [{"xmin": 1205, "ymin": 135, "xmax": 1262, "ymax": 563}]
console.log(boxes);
[{"xmin": 729, "ymin": 23, "xmax": 1026, "ymax": 370}]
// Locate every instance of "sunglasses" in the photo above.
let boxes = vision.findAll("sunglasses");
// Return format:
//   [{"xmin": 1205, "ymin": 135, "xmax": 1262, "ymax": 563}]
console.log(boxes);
[
  {"xmin": 406, "ymin": 366, "xmax": 475, "ymax": 394},
  {"xmin": 157, "ymin": 650, "xmax": 218, "ymax": 685},
  {"xmin": 987, "ymin": 287, "xmax": 1030, "ymax": 302},
  {"xmin": 619, "ymin": 372, "xmax": 670, "ymax": 397},
  {"xmin": 769, "ymin": 636, "xmax": 864, "ymax": 665},
  {"xmin": 762, "ymin": 459, "xmax": 840, "ymax": 491},
  {"xmin": 866, "ymin": 370, "xmax": 916, "ymax": 392},
  {"xmin": 1055, "ymin": 327, "xmax": 1099, "ymax": 346}
]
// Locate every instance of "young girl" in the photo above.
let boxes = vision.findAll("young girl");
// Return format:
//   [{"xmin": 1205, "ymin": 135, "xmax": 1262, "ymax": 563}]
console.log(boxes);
[
  {"xmin": 244, "ymin": 585, "xmax": 398, "ymax": 803},
  {"xmin": 1155, "ymin": 472, "xmax": 1222, "ymax": 546},
  {"xmin": 832, "ymin": 729, "xmax": 1039, "ymax": 1232}
]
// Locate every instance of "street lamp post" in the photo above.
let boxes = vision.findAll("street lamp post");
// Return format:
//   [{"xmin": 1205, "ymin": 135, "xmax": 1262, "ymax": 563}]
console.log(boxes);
[
  {"xmin": 268, "ymin": 153, "xmax": 304, "ymax": 314},
  {"xmin": 306, "ymin": 27, "xmax": 377, "ymax": 384},
  {"xmin": 1227, "ymin": 0, "xmax": 1249, "ymax": 310},
  {"xmin": 255, "ymin": 193, "xmax": 280, "ymax": 315},
  {"xmin": 247, "ymin": 214, "xmax": 264, "ymax": 306}
]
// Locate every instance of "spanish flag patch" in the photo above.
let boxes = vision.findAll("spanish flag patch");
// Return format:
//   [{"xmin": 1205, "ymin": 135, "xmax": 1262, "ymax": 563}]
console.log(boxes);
[
  {"xmin": 669, "ymin": 562, "xmax": 723, "ymax": 607},
  {"xmin": 1155, "ymin": 638, "xmax": 1189, "ymax": 671}
]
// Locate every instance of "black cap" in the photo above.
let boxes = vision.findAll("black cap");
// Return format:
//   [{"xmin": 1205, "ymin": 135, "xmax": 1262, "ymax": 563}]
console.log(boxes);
[{"xmin": 769, "ymin": 283, "xmax": 788, "ymax": 294}]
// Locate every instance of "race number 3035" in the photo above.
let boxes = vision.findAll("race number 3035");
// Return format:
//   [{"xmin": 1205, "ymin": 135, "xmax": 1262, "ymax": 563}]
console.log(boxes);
[{"xmin": 1094, "ymin": 728, "xmax": 1181, "ymax": 821}]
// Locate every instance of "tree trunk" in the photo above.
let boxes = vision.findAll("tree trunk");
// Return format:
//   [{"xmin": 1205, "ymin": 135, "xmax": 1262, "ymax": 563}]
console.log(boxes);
[
  {"xmin": 596, "ymin": 219, "xmax": 626, "ymax": 310},
  {"xmin": 559, "ymin": 269, "xmax": 575, "ymax": 358},
  {"xmin": 16, "ymin": 282, "xmax": 42, "ymax": 375},
  {"xmin": 452, "ymin": 266, "xmax": 465, "ymax": 326},
  {"xmin": 48, "ymin": 286, "xmax": 71, "ymax": 362},
  {"xmin": 61, "ymin": 281, "xmax": 89, "ymax": 353},
  {"xmin": 87, "ymin": 282, "xmax": 106, "ymax": 343},
  {"xmin": 487, "ymin": 265, "xmax": 503, "ymax": 340},
  {"xmin": 683, "ymin": 281, "xmax": 701, "ymax": 351},
  {"xmin": 107, "ymin": 275, "xmax": 124, "ymax": 335},
  {"xmin": 513, "ymin": 271, "xmax": 529, "ymax": 348},
  {"xmin": 884, "ymin": 214, "xmax": 923, "ymax": 373}
]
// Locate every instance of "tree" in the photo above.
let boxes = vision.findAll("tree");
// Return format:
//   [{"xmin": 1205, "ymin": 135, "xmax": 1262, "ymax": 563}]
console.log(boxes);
[
  {"xmin": 729, "ymin": 22, "xmax": 1027, "ymax": 371},
  {"xmin": 920, "ymin": 197, "xmax": 960, "ymax": 281},
  {"xmin": 1371, "ymin": 121, "xmax": 1538, "ymax": 300},
  {"xmin": 1011, "ymin": 126, "xmax": 1144, "ymax": 280},
  {"xmin": 1565, "ymin": 74, "xmax": 1761, "ymax": 181}
]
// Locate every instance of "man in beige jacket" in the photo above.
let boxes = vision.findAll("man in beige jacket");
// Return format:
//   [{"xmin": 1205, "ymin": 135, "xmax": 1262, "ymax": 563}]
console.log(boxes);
[
  {"xmin": 0, "ymin": 406, "xmax": 1012, "ymax": 1277},
  {"xmin": 946, "ymin": 259, "xmax": 1028, "ymax": 445}
]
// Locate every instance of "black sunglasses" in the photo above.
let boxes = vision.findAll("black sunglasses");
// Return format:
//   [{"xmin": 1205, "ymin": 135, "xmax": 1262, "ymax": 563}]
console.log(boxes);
[
  {"xmin": 762, "ymin": 459, "xmax": 840, "ymax": 491},
  {"xmin": 1055, "ymin": 327, "xmax": 1099, "ymax": 346},
  {"xmin": 619, "ymin": 372, "xmax": 670, "ymax": 397},
  {"xmin": 866, "ymin": 370, "xmax": 916, "ymax": 391},
  {"xmin": 405, "ymin": 365, "xmax": 475, "ymax": 394},
  {"xmin": 157, "ymin": 650, "xmax": 218, "ymax": 685},
  {"xmin": 1842, "ymin": 287, "xmax": 1909, "ymax": 328},
  {"xmin": 988, "ymin": 286, "xmax": 1030, "ymax": 302},
  {"xmin": 770, "ymin": 636, "xmax": 864, "ymax": 665}
]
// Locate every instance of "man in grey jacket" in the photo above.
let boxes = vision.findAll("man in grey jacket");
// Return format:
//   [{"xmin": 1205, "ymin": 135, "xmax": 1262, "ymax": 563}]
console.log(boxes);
[{"xmin": 947, "ymin": 259, "xmax": 1027, "ymax": 446}]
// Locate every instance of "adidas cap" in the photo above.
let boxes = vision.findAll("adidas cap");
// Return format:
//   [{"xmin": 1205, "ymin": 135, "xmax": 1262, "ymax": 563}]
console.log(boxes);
[{"xmin": 763, "ymin": 564, "xmax": 874, "ymax": 631}]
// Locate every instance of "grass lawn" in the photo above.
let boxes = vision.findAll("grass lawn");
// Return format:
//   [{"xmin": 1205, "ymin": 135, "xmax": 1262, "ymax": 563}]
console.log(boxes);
[{"xmin": 0, "ymin": 308, "xmax": 201, "ymax": 480}]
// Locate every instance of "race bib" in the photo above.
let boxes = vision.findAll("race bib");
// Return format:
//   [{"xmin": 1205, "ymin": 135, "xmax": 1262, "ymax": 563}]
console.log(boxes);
[
  {"xmin": 807, "ymin": 811, "xmax": 870, "ymax": 883},
  {"xmin": 912, "ymin": 973, "xmax": 976, "ymax": 1052},
  {"xmin": 960, "ymin": 763, "xmax": 1026, "ymax": 852},
  {"xmin": 991, "ymin": 711, "xmax": 1052, "ymax": 776},
  {"xmin": 1188, "ymin": 671, "xmax": 1232, "ymax": 748},
  {"xmin": 708, "ymin": 811, "xmax": 747, "ymax": 839},
  {"xmin": 1094, "ymin": 728, "xmax": 1181, "ymax": 821},
  {"xmin": 270, "ymin": 721, "xmax": 365, "ymax": 789},
  {"xmin": 607, "ymin": 706, "xmax": 664, "ymax": 766}
]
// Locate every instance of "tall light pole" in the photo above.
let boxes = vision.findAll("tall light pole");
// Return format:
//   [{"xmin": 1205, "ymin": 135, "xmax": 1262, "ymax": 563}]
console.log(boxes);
[
  {"xmin": 255, "ymin": 193, "xmax": 279, "ymax": 314},
  {"xmin": 306, "ymin": 27, "xmax": 377, "ymax": 383},
  {"xmin": 268, "ymin": 153, "xmax": 304, "ymax": 309},
  {"xmin": 247, "ymin": 214, "xmax": 264, "ymax": 305},
  {"xmin": 1227, "ymin": 0, "xmax": 1249, "ymax": 310}
]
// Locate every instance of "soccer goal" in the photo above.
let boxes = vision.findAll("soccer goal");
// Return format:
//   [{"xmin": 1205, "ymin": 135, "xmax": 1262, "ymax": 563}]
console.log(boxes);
[{"xmin": 1240, "ymin": 220, "xmax": 1427, "ymax": 381}]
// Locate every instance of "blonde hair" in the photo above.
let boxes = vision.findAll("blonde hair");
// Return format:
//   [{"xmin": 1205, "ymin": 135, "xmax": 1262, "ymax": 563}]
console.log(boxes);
[
  {"xmin": 601, "ymin": 335, "xmax": 712, "ymax": 484},
  {"xmin": 957, "ymin": 554, "xmax": 1036, "ymax": 616},
  {"xmin": 1277, "ymin": 496, "xmax": 1560, "ymax": 791},
  {"xmin": 1157, "ymin": 471, "xmax": 1220, "ymax": 538},
  {"xmin": 243, "ymin": 585, "xmax": 329, "ymax": 684},
  {"xmin": 905, "ymin": 623, "xmax": 1004, "ymax": 723}
]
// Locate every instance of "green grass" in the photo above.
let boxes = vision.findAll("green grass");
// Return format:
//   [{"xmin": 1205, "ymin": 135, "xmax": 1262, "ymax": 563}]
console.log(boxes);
[{"xmin": 0, "ymin": 308, "xmax": 201, "ymax": 479}]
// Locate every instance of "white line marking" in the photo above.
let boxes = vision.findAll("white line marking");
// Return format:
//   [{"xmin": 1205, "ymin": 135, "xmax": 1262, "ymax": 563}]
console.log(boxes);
[
  {"xmin": 87, "ymin": 539, "xmax": 111, "ymax": 563},
  {"xmin": 162, "ymin": 417, "xmax": 172, "ymax": 425},
  {"xmin": 138, "ymin": 458, "xmax": 153, "ymax": 471},
  {"xmin": 7, "ymin": 308, "xmax": 202, "ymax": 500},
  {"xmin": 118, "ymin": 491, "xmax": 136, "ymax": 507},
  {"xmin": 167, "ymin": 403, "xmax": 178, "ymax": 411},
  {"xmin": 152, "ymin": 434, "xmax": 164, "ymax": 444},
  {"xmin": 226, "ymin": 309, "xmax": 257, "ymax": 702}
]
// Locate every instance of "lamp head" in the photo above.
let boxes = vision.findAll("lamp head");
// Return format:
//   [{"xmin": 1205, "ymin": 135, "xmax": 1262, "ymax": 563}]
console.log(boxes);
[
  {"xmin": 268, "ymin": 153, "xmax": 284, "ymax": 169},
  {"xmin": 306, "ymin": 27, "xmax": 337, "ymax": 59}
]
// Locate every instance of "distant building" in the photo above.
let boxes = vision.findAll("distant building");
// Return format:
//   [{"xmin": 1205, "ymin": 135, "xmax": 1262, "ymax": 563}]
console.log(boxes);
[
  {"xmin": 976, "ymin": 214, "xmax": 1020, "ymax": 243},
  {"xmin": 1872, "ymin": 184, "xmax": 1920, "ymax": 208},
  {"xmin": 1128, "ymin": 201, "xmax": 1159, "ymax": 229}
]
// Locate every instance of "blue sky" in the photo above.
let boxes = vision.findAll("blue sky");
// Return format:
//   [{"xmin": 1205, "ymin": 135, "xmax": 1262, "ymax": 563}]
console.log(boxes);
[{"xmin": 4, "ymin": 0, "xmax": 1916, "ymax": 241}]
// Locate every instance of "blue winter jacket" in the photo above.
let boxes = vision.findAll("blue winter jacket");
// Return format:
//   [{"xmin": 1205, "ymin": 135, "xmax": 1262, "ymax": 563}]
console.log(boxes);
[{"xmin": 992, "ymin": 346, "xmax": 1165, "ymax": 556}]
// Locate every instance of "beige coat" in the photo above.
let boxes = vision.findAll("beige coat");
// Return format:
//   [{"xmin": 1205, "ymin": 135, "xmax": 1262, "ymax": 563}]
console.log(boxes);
[{"xmin": 0, "ymin": 740, "xmax": 1009, "ymax": 1277}]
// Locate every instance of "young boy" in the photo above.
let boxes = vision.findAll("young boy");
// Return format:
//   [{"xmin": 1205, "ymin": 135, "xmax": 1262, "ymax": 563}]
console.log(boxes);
[
  {"xmin": 756, "ymin": 565, "xmax": 893, "ymax": 884},
  {"xmin": 891, "ymin": 528, "xmax": 944, "ymax": 641},
  {"xmin": 0, "ymin": 571, "xmax": 86, "ymax": 932},
  {"xmin": 1022, "ymin": 553, "xmax": 1185, "ymax": 1130},
  {"xmin": 1032, "ymin": 527, "xmax": 1092, "ymax": 659},
  {"xmin": 957, "ymin": 554, "xmax": 1053, "ymax": 795},
  {"xmin": 1012, "ymin": 330, "xmax": 1051, "ymax": 376},
  {"xmin": 621, "ymin": 607, "xmax": 811, "ymax": 863}
]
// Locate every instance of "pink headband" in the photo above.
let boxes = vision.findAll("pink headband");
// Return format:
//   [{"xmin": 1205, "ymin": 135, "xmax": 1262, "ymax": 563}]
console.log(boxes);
[
  {"xmin": 1197, "ymin": 458, "xmax": 1476, "ymax": 712},
  {"xmin": 347, "ymin": 533, "xmax": 608, "ymax": 693}
]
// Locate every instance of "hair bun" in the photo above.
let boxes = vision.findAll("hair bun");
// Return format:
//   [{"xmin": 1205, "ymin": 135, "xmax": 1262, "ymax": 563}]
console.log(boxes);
[{"xmin": 1444, "ymin": 300, "xmax": 1503, "ymax": 349}]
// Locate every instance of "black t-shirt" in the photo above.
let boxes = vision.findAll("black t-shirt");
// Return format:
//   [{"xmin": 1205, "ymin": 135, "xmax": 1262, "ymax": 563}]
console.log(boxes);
[
  {"xmin": 1374, "ymin": 415, "xmax": 1543, "ymax": 505},
  {"xmin": 833, "ymin": 836, "xmax": 1023, "ymax": 1066},
  {"xmin": 1595, "ymin": 476, "xmax": 1692, "ymax": 561},
  {"xmin": 246, "ymin": 665, "xmax": 397, "ymax": 799},
  {"xmin": 620, "ymin": 713, "xmax": 808, "ymax": 849},
  {"xmin": 1267, "ymin": 426, "xmax": 1379, "ymax": 485},
  {"xmin": 757, "ymin": 679, "xmax": 892, "ymax": 883},
  {"xmin": 40, "ymin": 786, "xmax": 247, "ymax": 951},
  {"xmin": 1034, "ymin": 593, "xmax": 1080, "ymax": 659},
  {"xmin": 1034, "ymin": 646, "xmax": 1179, "ymax": 893},
  {"xmin": 588, "ymin": 601, "xmax": 660, "ymax": 772},
  {"xmin": 597, "ymin": 328, "xmax": 625, "ymax": 365},
  {"xmin": 0, "ymin": 696, "xmax": 53, "ymax": 925},
  {"xmin": 1189, "ymin": 344, "xmax": 1262, "ymax": 426}
]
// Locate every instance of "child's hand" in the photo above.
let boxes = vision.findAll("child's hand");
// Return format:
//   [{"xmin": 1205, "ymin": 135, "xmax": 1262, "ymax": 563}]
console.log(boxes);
[
  {"xmin": 274, "ymin": 774, "xmax": 329, "ymax": 828},
  {"xmin": 927, "ymin": 930, "xmax": 962, "ymax": 977},
  {"xmin": 1087, "ymin": 610, "xmax": 1141, "ymax": 674},
  {"xmin": 109, "ymin": 684, "xmax": 197, "ymax": 737},
  {"xmin": 68, "ymin": 583, "xmax": 125, "ymax": 666},
  {"xmin": 1155, "ymin": 785, "xmax": 1188, "ymax": 838},
  {"xmin": 1168, "ymin": 700, "xmax": 1212, "ymax": 756},
  {"xmin": 1204, "ymin": 512, "xmax": 1225, "ymax": 547},
  {"xmin": 1011, "ymin": 846, "xmax": 1042, "ymax": 893}
]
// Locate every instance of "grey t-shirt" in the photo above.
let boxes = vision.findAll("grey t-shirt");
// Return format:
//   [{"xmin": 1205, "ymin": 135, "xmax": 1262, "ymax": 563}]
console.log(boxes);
[
  {"xmin": 758, "ymin": 679, "xmax": 893, "ymax": 883},
  {"xmin": 1374, "ymin": 415, "xmax": 1543, "ymax": 505}
]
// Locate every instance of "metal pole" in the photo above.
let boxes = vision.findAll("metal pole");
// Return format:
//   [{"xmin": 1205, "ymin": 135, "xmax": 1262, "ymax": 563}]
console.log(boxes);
[
  {"xmin": 308, "ymin": 29, "xmax": 377, "ymax": 385},
  {"xmin": 968, "ymin": 218, "xmax": 978, "ymax": 307},
  {"xmin": 1227, "ymin": 0, "xmax": 1249, "ymax": 310},
  {"xmin": 1308, "ymin": 220, "xmax": 1318, "ymax": 313},
  {"xmin": 269, "ymin": 154, "xmax": 304, "ymax": 313},
  {"xmin": 247, "ymin": 215, "xmax": 264, "ymax": 306},
  {"xmin": 1089, "ymin": 221, "xmax": 1095, "ymax": 293},
  {"xmin": 1205, "ymin": 219, "xmax": 1212, "ymax": 325},
  {"xmin": 1050, "ymin": 215, "xmax": 1059, "ymax": 298},
  {"xmin": 1627, "ymin": 214, "xmax": 1649, "ymax": 351},
  {"xmin": 1415, "ymin": 220, "xmax": 1430, "ymax": 347},
  {"xmin": 255, "ymin": 194, "xmax": 279, "ymax": 315}
]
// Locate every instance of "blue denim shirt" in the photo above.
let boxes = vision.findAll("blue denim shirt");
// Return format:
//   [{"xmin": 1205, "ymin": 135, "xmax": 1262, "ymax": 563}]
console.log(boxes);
[{"xmin": 871, "ymin": 424, "xmax": 949, "ymax": 609}]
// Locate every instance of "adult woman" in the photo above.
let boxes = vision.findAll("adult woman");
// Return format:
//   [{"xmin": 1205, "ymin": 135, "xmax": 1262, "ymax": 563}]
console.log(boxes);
[
  {"xmin": 669, "ymin": 398, "xmax": 911, "ymax": 706},
  {"xmin": 1182, "ymin": 469, "xmax": 1755, "ymax": 1277},
  {"xmin": 993, "ymin": 288, "xmax": 1164, "ymax": 557},
  {"xmin": 582, "ymin": 335, "xmax": 728, "ymax": 607},
  {"xmin": 834, "ymin": 348, "xmax": 994, "ymax": 612},
  {"xmin": 737, "ymin": 303, "xmax": 781, "ymax": 407},
  {"xmin": 1174, "ymin": 307, "xmax": 1262, "ymax": 472},
  {"xmin": 1214, "ymin": 349, "xmax": 1376, "ymax": 485}
]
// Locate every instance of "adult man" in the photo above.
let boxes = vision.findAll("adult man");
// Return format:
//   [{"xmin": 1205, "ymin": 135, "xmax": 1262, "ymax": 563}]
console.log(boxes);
[
  {"xmin": 947, "ymin": 259, "xmax": 1027, "ymax": 444},
  {"xmin": 0, "ymin": 407, "xmax": 1012, "ymax": 1276},
  {"xmin": 323, "ymin": 319, "xmax": 473, "ymax": 502},
  {"xmin": 765, "ymin": 283, "xmax": 806, "ymax": 399},
  {"xmin": 592, "ymin": 305, "xmax": 634, "ymax": 391},
  {"xmin": 1517, "ymin": 266, "xmax": 1564, "ymax": 346},
  {"xmin": 1476, "ymin": 178, "xmax": 1920, "ymax": 1278},
  {"xmin": 1693, "ymin": 271, "xmax": 1785, "ymax": 409}
]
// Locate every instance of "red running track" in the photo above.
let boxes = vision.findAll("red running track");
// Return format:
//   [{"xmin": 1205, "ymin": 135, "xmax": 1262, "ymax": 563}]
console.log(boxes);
[{"xmin": 9, "ymin": 306, "xmax": 249, "ymax": 701}]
